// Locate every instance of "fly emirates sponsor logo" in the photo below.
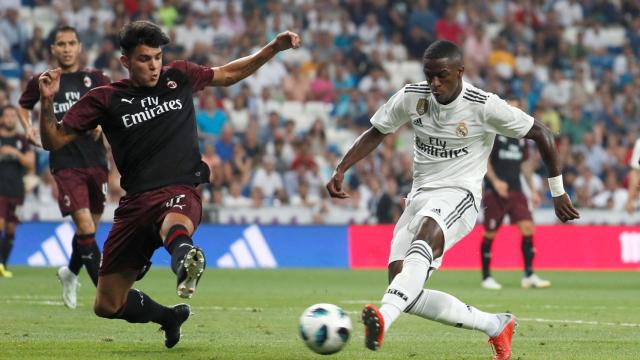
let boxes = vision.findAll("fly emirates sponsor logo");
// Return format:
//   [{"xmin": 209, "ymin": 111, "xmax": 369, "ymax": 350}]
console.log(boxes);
[
  {"xmin": 121, "ymin": 96, "xmax": 183, "ymax": 128},
  {"xmin": 53, "ymin": 91, "xmax": 81, "ymax": 115},
  {"xmin": 415, "ymin": 136, "xmax": 469, "ymax": 159}
]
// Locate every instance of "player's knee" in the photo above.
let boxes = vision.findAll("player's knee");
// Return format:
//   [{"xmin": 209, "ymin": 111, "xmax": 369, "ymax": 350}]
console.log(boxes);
[
  {"xmin": 518, "ymin": 221, "xmax": 535, "ymax": 236},
  {"xmin": 72, "ymin": 209, "xmax": 96, "ymax": 234},
  {"xmin": 482, "ymin": 231, "xmax": 496, "ymax": 242},
  {"xmin": 94, "ymin": 299, "xmax": 121, "ymax": 318},
  {"xmin": 414, "ymin": 218, "xmax": 444, "ymax": 258}
]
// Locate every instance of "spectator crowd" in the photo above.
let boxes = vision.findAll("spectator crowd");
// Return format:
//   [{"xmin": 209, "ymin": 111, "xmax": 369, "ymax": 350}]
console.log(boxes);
[{"xmin": 1, "ymin": 0, "xmax": 640, "ymax": 223}]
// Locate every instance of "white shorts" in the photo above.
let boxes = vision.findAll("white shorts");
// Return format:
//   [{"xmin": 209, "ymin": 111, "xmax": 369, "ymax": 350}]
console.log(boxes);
[{"xmin": 388, "ymin": 187, "xmax": 479, "ymax": 269}]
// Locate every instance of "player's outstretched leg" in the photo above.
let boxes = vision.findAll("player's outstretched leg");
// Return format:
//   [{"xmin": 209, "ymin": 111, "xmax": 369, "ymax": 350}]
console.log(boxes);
[
  {"xmin": 164, "ymin": 225, "xmax": 206, "ymax": 299},
  {"xmin": 362, "ymin": 304, "xmax": 385, "ymax": 351},
  {"xmin": 405, "ymin": 289, "xmax": 516, "ymax": 359},
  {"xmin": 96, "ymin": 287, "xmax": 192, "ymax": 348},
  {"xmin": 488, "ymin": 314, "xmax": 518, "ymax": 360}
]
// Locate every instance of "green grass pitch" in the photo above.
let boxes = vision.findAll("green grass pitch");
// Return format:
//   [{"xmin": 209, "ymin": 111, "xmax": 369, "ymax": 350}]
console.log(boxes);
[{"xmin": 1, "ymin": 268, "xmax": 638, "ymax": 359}]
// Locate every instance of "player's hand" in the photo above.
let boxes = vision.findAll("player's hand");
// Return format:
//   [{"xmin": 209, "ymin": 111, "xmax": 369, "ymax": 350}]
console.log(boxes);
[
  {"xmin": 38, "ymin": 68, "xmax": 61, "ymax": 99},
  {"xmin": 0, "ymin": 145, "xmax": 19, "ymax": 157},
  {"xmin": 493, "ymin": 179, "xmax": 509, "ymax": 198},
  {"xmin": 530, "ymin": 191, "xmax": 541, "ymax": 208},
  {"xmin": 24, "ymin": 126, "xmax": 42, "ymax": 147},
  {"xmin": 552, "ymin": 193, "xmax": 580, "ymax": 223},
  {"xmin": 326, "ymin": 170, "xmax": 349, "ymax": 199},
  {"xmin": 272, "ymin": 31, "xmax": 301, "ymax": 51}
]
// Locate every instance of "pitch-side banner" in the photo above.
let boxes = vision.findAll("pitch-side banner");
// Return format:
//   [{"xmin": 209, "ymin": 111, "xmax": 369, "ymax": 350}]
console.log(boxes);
[
  {"xmin": 11, "ymin": 223, "xmax": 349, "ymax": 268},
  {"xmin": 349, "ymin": 225, "xmax": 640, "ymax": 270}
]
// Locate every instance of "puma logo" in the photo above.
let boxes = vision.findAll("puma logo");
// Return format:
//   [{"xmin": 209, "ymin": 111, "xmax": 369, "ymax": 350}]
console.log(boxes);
[{"xmin": 121, "ymin": 97, "xmax": 134, "ymax": 104}]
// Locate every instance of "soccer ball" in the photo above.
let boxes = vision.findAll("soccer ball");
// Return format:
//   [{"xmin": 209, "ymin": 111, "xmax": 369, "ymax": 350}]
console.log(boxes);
[{"xmin": 299, "ymin": 303, "xmax": 352, "ymax": 355}]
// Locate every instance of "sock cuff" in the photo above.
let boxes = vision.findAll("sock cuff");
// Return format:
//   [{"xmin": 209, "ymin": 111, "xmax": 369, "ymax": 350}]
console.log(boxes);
[
  {"xmin": 406, "ymin": 240, "xmax": 433, "ymax": 264},
  {"xmin": 76, "ymin": 233, "xmax": 96, "ymax": 245},
  {"xmin": 164, "ymin": 225, "xmax": 190, "ymax": 249}
]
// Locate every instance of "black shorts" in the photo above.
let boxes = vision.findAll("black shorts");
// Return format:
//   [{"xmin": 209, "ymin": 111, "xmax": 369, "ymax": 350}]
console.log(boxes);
[
  {"xmin": 99, "ymin": 185, "xmax": 202, "ymax": 276},
  {"xmin": 483, "ymin": 189, "xmax": 533, "ymax": 231},
  {"xmin": 0, "ymin": 196, "xmax": 23, "ymax": 223},
  {"xmin": 52, "ymin": 166, "xmax": 108, "ymax": 216}
]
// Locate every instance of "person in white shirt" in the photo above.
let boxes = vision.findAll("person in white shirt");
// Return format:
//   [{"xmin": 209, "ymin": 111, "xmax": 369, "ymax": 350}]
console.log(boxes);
[
  {"xmin": 326, "ymin": 40, "xmax": 579, "ymax": 359},
  {"xmin": 625, "ymin": 138, "xmax": 640, "ymax": 213}
]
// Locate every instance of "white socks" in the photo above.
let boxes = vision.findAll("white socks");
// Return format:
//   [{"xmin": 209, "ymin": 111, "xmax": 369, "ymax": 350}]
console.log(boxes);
[
  {"xmin": 377, "ymin": 240, "xmax": 500, "ymax": 336},
  {"xmin": 380, "ymin": 240, "xmax": 433, "ymax": 331},
  {"xmin": 406, "ymin": 289, "xmax": 501, "ymax": 337}
]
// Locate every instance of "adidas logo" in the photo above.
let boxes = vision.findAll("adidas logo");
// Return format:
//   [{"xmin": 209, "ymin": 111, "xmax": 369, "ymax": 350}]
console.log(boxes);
[
  {"xmin": 216, "ymin": 225, "xmax": 277, "ymax": 268},
  {"xmin": 413, "ymin": 118, "xmax": 423, "ymax": 126},
  {"xmin": 27, "ymin": 222, "xmax": 75, "ymax": 266}
]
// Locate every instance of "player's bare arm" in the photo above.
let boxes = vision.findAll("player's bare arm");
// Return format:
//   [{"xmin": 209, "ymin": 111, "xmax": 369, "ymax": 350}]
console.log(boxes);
[
  {"xmin": 0, "ymin": 145, "xmax": 35, "ymax": 172},
  {"xmin": 209, "ymin": 31, "xmax": 301, "ymax": 86},
  {"xmin": 485, "ymin": 161, "xmax": 509, "ymax": 198},
  {"xmin": 326, "ymin": 126, "xmax": 387, "ymax": 199},
  {"xmin": 524, "ymin": 119, "xmax": 579, "ymax": 222},
  {"xmin": 38, "ymin": 68, "xmax": 78, "ymax": 150},
  {"xmin": 17, "ymin": 107, "xmax": 41, "ymax": 147}
]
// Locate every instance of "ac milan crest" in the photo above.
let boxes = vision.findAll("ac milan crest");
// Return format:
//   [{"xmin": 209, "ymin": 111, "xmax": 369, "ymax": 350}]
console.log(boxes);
[
  {"xmin": 83, "ymin": 75, "xmax": 92, "ymax": 87},
  {"xmin": 167, "ymin": 80, "xmax": 177, "ymax": 89}
]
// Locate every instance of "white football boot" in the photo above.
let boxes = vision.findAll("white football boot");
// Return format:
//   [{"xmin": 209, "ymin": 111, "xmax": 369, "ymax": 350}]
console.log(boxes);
[
  {"xmin": 521, "ymin": 273, "xmax": 551, "ymax": 289},
  {"xmin": 57, "ymin": 266, "xmax": 78, "ymax": 309},
  {"xmin": 482, "ymin": 277, "xmax": 503, "ymax": 290}
]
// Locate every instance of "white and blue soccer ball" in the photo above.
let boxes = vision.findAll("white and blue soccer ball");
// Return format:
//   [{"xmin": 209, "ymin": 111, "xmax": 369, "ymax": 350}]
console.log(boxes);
[{"xmin": 299, "ymin": 303, "xmax": 352, "ymax": 355}]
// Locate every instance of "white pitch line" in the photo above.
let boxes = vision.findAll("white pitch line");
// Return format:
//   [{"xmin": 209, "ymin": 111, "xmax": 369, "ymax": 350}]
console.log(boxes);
[
  {"xmin": 520, "ymin": 317, "xmax": 640, "ymax": 328},
  {"xmin": 1, "ymin": 299, "xmax": 65, "ymax": 306}
]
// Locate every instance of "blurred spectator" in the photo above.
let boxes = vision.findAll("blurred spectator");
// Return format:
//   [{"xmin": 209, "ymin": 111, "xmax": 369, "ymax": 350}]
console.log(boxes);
[
  {"xmin": 215, "ymin": 124, "xmax": 237, "ymax": 162},
  {"xmin": 592, "ymin": 170, "xmax": 628, "ymax": 211},
  {"xmin": 0, "ymin": 7, "xmax": 30, "ymax": 61},
  {"xmin": 197, "ymin": 94, "xmax": 229, "ymax": 142},
  {"xmin": 252, "ymin": 154, "xmax": 285, "ymax": 204}
]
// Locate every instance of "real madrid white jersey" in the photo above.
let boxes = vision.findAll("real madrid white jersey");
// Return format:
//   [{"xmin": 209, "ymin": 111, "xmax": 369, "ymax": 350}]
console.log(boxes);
[{"xmin": 370, "ymin": 80, "xmax": 534, "ymax": 201}]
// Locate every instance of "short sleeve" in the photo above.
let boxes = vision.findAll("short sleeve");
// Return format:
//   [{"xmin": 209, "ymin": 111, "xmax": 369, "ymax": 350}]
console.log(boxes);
[
  {"xmin": 484, "ymin": 94, "xmax": 534, "ymax": 139},
  {"xmin": 630, "ymin": 139, "xmax": 640, "ymax": 170},
  {"xmin": 19, "ymin": 75, "xmax": 41, "ymax": 110},
  {"xmin": 92, "ymin": 70, "xmax": 111, "ymax": 86},
  {"xmin": 62, "ymin": 87, "xmax": 111, "ymax": 131},
  {"xmin": 169, "ymin": 60, "xmax": 214, "ymax": 92},
  {"xmin": 370, "ymin": 87, "xmax": 410, "ymax": 134}
]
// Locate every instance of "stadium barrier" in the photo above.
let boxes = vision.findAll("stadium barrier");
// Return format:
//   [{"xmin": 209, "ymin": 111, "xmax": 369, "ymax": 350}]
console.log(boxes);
[
  {"xmin": 350, "ymin": 225, "xmax": 640, "ymax": 270},
  {"xmin": 10, "ymin": 223, "xmax": 640, "ymax": 270}
]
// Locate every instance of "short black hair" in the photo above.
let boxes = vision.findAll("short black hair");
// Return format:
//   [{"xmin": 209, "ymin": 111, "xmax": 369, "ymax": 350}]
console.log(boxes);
[
  {"xmin": 49, "ymin": 25, "xmax": 80, "ymax": 45},
  {"xmin": 119, "ymin": 21, "xmax": 169, "ymax": 56},
  {"xmin": 0, "ymin": 104, "xmax": 17, "ymax": 117},
  {"xmin": 423, "ymin": 40, "xmax": 463, "ymax": 62}
]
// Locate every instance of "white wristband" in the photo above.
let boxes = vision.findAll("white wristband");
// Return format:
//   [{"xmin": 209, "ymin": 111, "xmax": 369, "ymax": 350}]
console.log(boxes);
[{"xmin": 548, "ymin": 175, "xmax": 565, "ymax": 197}]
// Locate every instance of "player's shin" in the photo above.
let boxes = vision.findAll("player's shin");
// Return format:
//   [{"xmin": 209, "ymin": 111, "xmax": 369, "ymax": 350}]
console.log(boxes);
[
  {"xmin": 110, "ymin": 289, "xmax": 175, "ymax": 326},
  {"xmin": 1, "ymin": 232, "xmax": 14, "ymax": 267},
  {"xmin": 164, "ymin": 225, "xmax": 194, "ymax": 274},
  {"xmin": 406, "ymin": 289, "xmax": 502, "ymax": 337},
  {"xmin": 380, "ymin": 240, "xmax": 433, "ymax": 331},
  {"xmin": 68, "ymin": 235, "xmax": 82, "ymax": 275},
  {"xmin": 76, "ymin": 233, "xmax": 100, "ymax": 286},
  {"xmin": 521, "ymin": 235, "xmax": 534, "ymax": 277}
]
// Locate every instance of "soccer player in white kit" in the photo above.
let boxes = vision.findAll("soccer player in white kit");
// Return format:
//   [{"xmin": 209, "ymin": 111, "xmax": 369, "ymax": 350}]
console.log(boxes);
[{"xmin": 326, "ymin": 41, "xmax": 580, "ymax": 359}]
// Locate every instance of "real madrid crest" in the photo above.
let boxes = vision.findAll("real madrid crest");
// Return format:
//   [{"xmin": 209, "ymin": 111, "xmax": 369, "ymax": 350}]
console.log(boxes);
[
  {"xmin": 416, "ymin": 98, "xmax": 428, "ymax": 115},
  {"xmin": 456, "ymin": 121, "xmax": 468, "ymax": 137},
  {"xmin": 83, "ymin": 75, "xmax": 92, "ymax": 87}
]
